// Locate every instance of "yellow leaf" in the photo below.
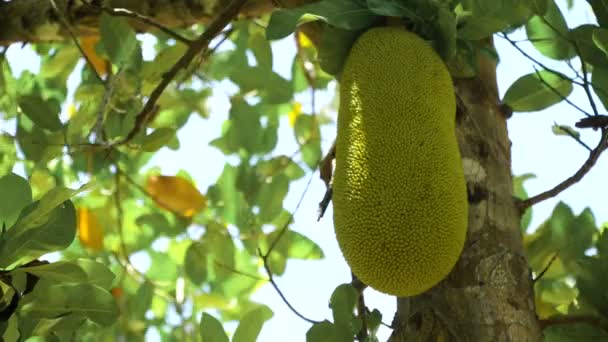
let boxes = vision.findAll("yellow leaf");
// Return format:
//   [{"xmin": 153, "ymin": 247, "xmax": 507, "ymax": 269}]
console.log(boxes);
[
  {"xmin": 80, "ymin": 35, "xmax": 107, "ymax": 76},
  {"xmin": 297, "ymin": 31, "xmax": 313, "ymax": 48},
  {"xmin": 288, "ymin": 102, "xmax": 302, "ymax": 127},
  {"xmin": 66, "ymin": 103, "xmax": 77, "ymax": 119},
  {"xmin": 535, "ymin": 294, "xmax": 559, "ymax": 319},
  {"xmin": 146, "ymin": 175, "xmax": 207, "ymax": 217},
  {"xmin": 77, "ymin": 208, "xmax": 104, "ymax": 251}
]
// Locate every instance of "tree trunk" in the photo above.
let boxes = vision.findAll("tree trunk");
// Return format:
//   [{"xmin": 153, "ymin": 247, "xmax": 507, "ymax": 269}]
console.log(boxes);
[{"xmin": 389, "ymin": 44, "xmax": 542, "ymax": 342}]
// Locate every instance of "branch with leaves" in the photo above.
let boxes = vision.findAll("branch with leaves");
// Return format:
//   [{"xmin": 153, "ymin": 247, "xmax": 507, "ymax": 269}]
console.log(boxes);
[
  {"xmin": 115, "ymin": 0, "xmax": 248, "ymax": 146},
  {"xmin": 519, "ymin": 128, "xmax": 608, "ymax": 210}
]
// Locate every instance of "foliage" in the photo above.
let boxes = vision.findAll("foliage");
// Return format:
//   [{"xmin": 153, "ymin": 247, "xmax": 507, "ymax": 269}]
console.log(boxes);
[{"xmin": 1, "ymin": 0, "xmax": 608, "ymax": 340}]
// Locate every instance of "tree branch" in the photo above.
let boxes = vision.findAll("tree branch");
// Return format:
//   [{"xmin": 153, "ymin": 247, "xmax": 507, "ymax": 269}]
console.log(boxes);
[
  {"xmin": 88, "ymin": 2, "xmax": 194, "ymax": 44},
  {"xmin": 0, "ymin": 0, "xmax": 314, "ymax": 46},
  {"xmin": 113, "ymin": 0, "xmax": 247, "ymax": 146},
  {"xmin": 49, "ymin": 0, "xmax": 104, "ymax": 84},
  {"xmin": 258, "ymin": 249, "xmax": 321, "ymax": 324},
  {"xmin": 257, "ymin": 171, "xmax": 319, "ymax": 324},
  {"xmin": 519, "ymin": 129, "xmax": 608, "ymax": 210}
]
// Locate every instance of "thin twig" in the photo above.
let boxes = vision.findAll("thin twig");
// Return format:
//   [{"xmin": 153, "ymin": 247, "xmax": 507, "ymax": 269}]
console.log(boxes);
[
  {"xmin": 537, "ymin": 14, "xmax": 602, "ymax": 116},
  {"xmin": 539, "ymin": 315, "xmax": 608, "ymax": 335},
  {"xmin": 92, "ymin": 4, "xmax": 193, "ymax": 44},
  {"xmin": 553, "ymin": 122, "xmax": 593, "ymax": 152},
  {"xmin": 114, "ymin": 0, "xmax": 247, "ymax": 146},
  {"xmin": 113, "ymin": 167, "xmax": 132, "ymax": 263},
  {"xmin": 89, "ymin": 69, "xmax": 122, "ymax": 142},
  {"xmin": 214, "ymin": 261, "xmax": 268, "ymax": 281},
  {"xmin": 317, "ymin": 187, "xmax": 332, "ymax": 221},
  {"xmin": 353, "ymin": 273, "xmax": 368, "ymax": 342},
  {"xmin": 257, "ymin": 171, "xmax": 319, "ymax": 324},
  {"xmin": 499, "ymin": 33, "xmax": 585, "ymax": 88},
  {"xmin": 265, "ymin": 172, "xmax": 315, "ymax": 256},
  {"xmin": 533, "ymin": 66, "xmax": 592, "ymax": 117},
  {"xmin": 533, "ymin": 252, "xmax": 559, "ymax": 282},
  {"xmin": 520, "ymin": 129, "xmax": 608, "ymax": 209},
  {"xmin": 572, "ymin": 43, "xmax": 601, "ymax": 116},
  {"xmin": 49, "ymin": 0, "xmax": 104, "ymax": 84},
  {"xmin": 258, "ymin": 248, "xmax": 320, "ymax": 324}
]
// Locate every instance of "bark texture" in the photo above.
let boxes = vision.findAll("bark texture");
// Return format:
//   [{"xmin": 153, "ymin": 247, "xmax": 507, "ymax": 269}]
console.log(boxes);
[{"xmin": 389, "ymin": 46, "xmax": 542, "ymax": 341}]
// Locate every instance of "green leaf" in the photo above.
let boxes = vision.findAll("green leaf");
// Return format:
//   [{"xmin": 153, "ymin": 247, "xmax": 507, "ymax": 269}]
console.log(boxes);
[
  {"xmin": 570, "ymin": 25, "xmax": 608, "ymax": 67},
  {"xmin": 14, "ymin": 261, "xmax": 87, "ymax": 283},
  {"xmin": 75, "ymin": 259, "xmax": 115, "ymax": 289},
  {"xmin": 366, "ymin": 0, "xmax": 423, "ymax": 18},
  {"xmin": 18, "ymin": 94, "xmax": 62, "ymax": 132},
  {"xmin": 19, "ymin": 283, "xmax": 118, "ymax": 326},
  {"xmin": 294, "ymin": 114, "xmax": 321, "ymax": 168},
  {"xmin": 256, "ymin": 156, "xmax": 305, "ymax": 181},
  {"xmin": 0, "ymin": 173, "xmax": 32, "ymax": 229},
  {"xmin": 366, "ymin": 308, "xmax": 382, "ymax": 336},
  {"xmin": 551, "ymin": 124, "xmax": 580, "ymax": 139},
  {"xmin": 141, "ymin": 127, "xmax": 177, "ymax": 152},
  {"xmin": 207, "ymin": 164, "xmax": 240, "ymax": 225},
  {"xmin": 185, "ymin": 241, "xmax": 208, "ymax": 285},
  {"xmin": 531, "ymin": 0, "xmax": 549, "ymax": 15},
  {"xmin": 40, "ymin": 46, "xmax": 80, "ymax": 80},
  {"xmin": 142, "ymin": 44, "xmax": 187, "ymax": 88},
  {"xmin": 306, "ymin": 321, "xmax": 339, "ymax": 342},
  {"xmin": 513, "ymin": 173, "xmax": 535, "ymax": 232},
  {"xmin": 329, "ymin": 284, "xmax": 362, "ymax": 341},
  {"xmin": 458, "ymin": 1, "xmax": 534, "ymax": 40},
  {"xmin": 0, "ymin": 200, "xmax": 76, "ymax": 269},
  {"xmin": 526, "ymin": 203, "xmax": 596, "ymax": 277},
  {"xmin": 232, "ymin": 305, "xmax": 274, "ymax": 342},
  {"xmin": 147, "ymin": 250, "xmax": 179, "ymax": 282},
  {"xmin": 329, "ymin": 283, "xmax": 358, "ymax": 326},
  {"xmin": 249, "ymin": 31, "xmax": 273, "ymax": 72},
  {"xmin": 592, "ymin": 66, "xmax": 608, "ymax": 110},
  {"xmin": 282, "ymin": 231, "xmax": 324, "ymax": 260},
  {"xmin": 0, "ymin": 134, "xmax": 17, "ymax": 176},
  {"xmin": 2, "ymin": 315, "xmax": 19, "ymax": 342},
  {"xmin": 589, "ymin": 0, "xmax": 608, "ymax": 28},
  {"xmin": 577, "ymin": 256, "xmax": 608, "ymax": 315},
  {"xmin": 525, "ymin": 0, "xmax": 575, "ymax": 60},
  {"xmin": 256, "ymin": 174, "xmax": 289, "ymax": 223},
  {"xmin": 503, "ymin": 70, "xmax": 573, "ymax": 112},
  {"xmin": 598, "ymin": 229, "xmax": 608, "ymax": 257},
  {"xmin": 129, "ymin": 282, "xmax": 154, "ymax": 319},
  {"xmin": 17, "ymin": 184, "xmax": 89, "ymax": 233},
  {"xmin": 266, "ymin": 0, "xmax": 376, "ymax": 40},
  {"xmin": 592, "ymin": 28, "xmax": 608, "ymax": 55},
  {"xmin": 318, "ymin": 27, "xmax": 361, "ymax": 76},
  {"xmin": 433, "ymin": 6, "xmax": 458, "ymax": 60},
  {"xmin": 99, "ymin": 13, "xmax": 141, "ymax": 69},
  {"xmin": 544, "ymin": 321, "xmax": 608, "ymax": 342},
  {"xmin": 207, "ymin": 229, "xmax": 235, "ymax": 281},
  {"xmin": 200, "ymin": 313, "xmax": 229, "ymax": 342}
]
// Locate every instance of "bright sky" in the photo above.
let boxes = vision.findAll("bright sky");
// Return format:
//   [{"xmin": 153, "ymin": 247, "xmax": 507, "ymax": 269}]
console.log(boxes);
[{"xmin": 4, "ymin": 2, "xmax": 608, "ymax": 341}]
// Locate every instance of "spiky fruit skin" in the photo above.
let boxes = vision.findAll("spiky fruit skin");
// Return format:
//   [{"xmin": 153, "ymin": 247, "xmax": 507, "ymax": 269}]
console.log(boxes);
[{"xmin": 333, "ymin": 27, "xmax": 468, "ymax": 297}]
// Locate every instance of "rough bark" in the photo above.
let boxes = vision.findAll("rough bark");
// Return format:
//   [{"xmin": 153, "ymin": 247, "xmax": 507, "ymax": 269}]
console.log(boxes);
[{"xmin": 388, "ymin": 45, "xmax": 542, "ymax": 341}]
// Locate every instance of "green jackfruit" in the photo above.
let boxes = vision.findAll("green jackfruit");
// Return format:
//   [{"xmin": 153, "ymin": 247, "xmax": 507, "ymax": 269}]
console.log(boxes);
[{"xmin": 333, "ymin": 27, "xmax": 468, "ymax": 297}]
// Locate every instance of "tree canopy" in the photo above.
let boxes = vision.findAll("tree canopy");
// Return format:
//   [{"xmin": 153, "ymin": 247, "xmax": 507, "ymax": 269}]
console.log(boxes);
[{"xmin": 1, "ymin": 0, "xmax": 608, "ymax": 341}]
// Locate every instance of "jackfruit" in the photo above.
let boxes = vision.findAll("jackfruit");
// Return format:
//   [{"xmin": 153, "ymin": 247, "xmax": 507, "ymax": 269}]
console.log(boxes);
[{"xmin": 333, "ymin": 27, "xmax": 468, "ymax": 297}]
